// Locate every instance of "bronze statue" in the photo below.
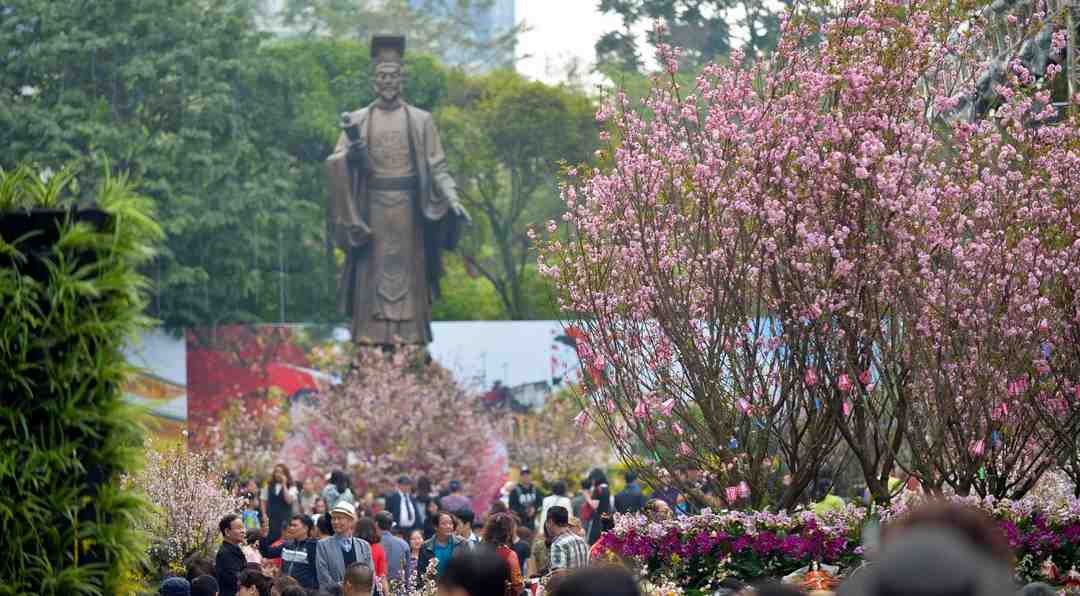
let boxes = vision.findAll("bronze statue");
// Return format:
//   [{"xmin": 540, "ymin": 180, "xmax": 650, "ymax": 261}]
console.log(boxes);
[{"xmin": 326, "ymin": 35, "xmax": 469, "ymax": 346}]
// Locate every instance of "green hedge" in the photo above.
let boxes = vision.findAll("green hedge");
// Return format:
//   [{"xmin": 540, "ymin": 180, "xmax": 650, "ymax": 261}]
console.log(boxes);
[{"xmin": 0, "ymin": 166, "xmax": 161, "ymax": 595}]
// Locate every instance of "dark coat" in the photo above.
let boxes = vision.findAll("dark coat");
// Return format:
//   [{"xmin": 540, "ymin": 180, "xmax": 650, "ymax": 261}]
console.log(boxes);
[
  {"xmin": 385, "ymin": 491, "xmax": 425, "ymax": 533},
  {"xmin": 509, "ymin": 484, "xmax": 543, "ymax": 522},
  {"xmin": 614, "ymin": 483, "xmax": 646, "ymax": 514},
  {"xmin": 587, "ymin": 483, "xmax": 612, "ymax": 545},
  {"xmin": 215, "ymin": 541, "xmax": 246, "ymax": 596},
  {"xmin": 260, "ymin": 537, "xmax": 319, "ymax": 589}
]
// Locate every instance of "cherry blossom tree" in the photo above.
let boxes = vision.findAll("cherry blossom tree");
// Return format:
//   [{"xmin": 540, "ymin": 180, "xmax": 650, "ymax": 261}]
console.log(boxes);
[
  {"xmin": 540, "ymin": 0, "xmax": 1080, "ymax": 507},
  {"xmin": 501, "ymin": 385, "xmax": 615, "ymax": 482},
  {"xmin": 127, "ymin": 440, "xmax": 243, "ymax": 577},
  {"xmin": 284, "ymin": 347, "xmax": 503, "ymax": 497},
  {"xmin": 887, "ymin": 25, "xmax": 1080, "ymax": 499},
  {"xmin": 193, "ymin": 396, "xmax": 290, "ymax": 479}
]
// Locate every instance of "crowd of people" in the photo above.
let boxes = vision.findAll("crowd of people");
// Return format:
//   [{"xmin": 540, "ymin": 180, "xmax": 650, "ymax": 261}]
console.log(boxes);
[
  {"xmin": 156, "ymin": 463, "xmax": 1045, "ymax": 596},
  {"xmin": 158, "ymin": 464, "xmax": 645, "ymax": 596}
]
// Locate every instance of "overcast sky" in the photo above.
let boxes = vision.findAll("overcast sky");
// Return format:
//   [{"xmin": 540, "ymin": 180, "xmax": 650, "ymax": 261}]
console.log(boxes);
[{"xmin": 515, "ymin": 0, "xmax": 653, "ymax": 87}]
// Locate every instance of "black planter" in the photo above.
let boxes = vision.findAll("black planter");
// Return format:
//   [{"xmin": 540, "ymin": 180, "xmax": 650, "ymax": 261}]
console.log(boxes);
[{"xmin": 0, "ymin": 207, "xmax": 110, "ymax": 283}]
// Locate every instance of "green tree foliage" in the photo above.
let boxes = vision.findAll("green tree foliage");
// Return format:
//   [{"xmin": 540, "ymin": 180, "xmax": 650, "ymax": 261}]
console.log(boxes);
[
  {"xmin": 0, "ymin": 167, "xmax": 162, "ymax": 594},
  {"xmin": 430, "ymin": 255, "xmax": 505, "ymax": 320},
  {"xmin": 438, "ymin": 70, "xmax": 597, "ymax": 319},
  {"xmin": 0, "ymin": 0, "xmax": 578, "ymax": 326},
  {"xmin": 596, "ymin": 0, "xmax": 787, "ymax": 70},
  {"xmin": 276, "ymin": 0, "xmax": 521, "ymax": 72},
  {"xmin": 0, "ymin": 0, "xmax": 315, "ymax": 328},
  {"xmin": 0, "ymin": 1, "xmax": 454, "ymax": 328}
]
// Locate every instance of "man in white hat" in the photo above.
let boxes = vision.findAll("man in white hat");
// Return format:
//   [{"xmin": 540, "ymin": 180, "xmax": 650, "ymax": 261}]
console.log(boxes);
[{"xmin": 315, "ymin": 501, "xmax": 373, "ymax": 589}]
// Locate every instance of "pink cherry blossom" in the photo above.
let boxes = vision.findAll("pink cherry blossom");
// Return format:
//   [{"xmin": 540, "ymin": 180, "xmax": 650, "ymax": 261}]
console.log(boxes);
[
  {"xmin": 538, "ymin": 0, "xmax": 1080, "ymax": 507},
  {"xmin": 282, "ymin": 347, "xmax": 502, "ymax": 498},
  {"xmin": 660, "ymin": 398, "xmax": 676, "ymax": 416},
  {"xmin": 634, "ymin": 400, "xmax": 649, "ymax": 419},
  {"xmin": 127, "ymin": 441, "xmax": 244, "ymax": 574},
  {"xmin": 859, "ymin": 370, "xmax": 872, "ymax": 385}
]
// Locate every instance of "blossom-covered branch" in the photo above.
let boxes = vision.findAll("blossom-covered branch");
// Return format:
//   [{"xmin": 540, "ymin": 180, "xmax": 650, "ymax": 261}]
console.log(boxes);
[
  {"xmin": 127, "ymin": 440, "xmax": 243, "ymax": 576},
  {"xmin": 285, "ymin": 347, "xmax": 503, "ymax": 498},
  {"xmin": 540, "ymin": 0, "xmax": 1080, "ymax": 507}
]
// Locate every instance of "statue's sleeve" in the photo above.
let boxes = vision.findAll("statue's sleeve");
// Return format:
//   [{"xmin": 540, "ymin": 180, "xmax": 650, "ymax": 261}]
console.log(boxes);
[
  {"xmin": 326, "ymin": 131, "xmax": 372, "ymax": 249},
  {"xmin": 424, "ymin": 114, "xmax": 456, "ymax": 221}
]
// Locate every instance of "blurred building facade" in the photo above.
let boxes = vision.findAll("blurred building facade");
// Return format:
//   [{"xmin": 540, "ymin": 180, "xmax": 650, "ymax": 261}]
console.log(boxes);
[
  {"xmin": 254, "ymin": 0, "xmax": 517, "ymax": 70},
  {"xmin": 408, "ymin": 0, "xmax": 516, "ymax": 69}
]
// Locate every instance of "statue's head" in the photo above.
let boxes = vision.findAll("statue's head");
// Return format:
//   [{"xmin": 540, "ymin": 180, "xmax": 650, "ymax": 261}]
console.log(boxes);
[{"xmin": 371, "ymin": 35, "xmax": 405, "ymax": 105}]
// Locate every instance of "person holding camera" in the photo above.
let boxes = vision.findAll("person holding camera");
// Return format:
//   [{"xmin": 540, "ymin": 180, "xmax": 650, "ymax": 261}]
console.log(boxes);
[{"xmin": 261, "ymin": 464, "xmax": 298, "ymax": 543}]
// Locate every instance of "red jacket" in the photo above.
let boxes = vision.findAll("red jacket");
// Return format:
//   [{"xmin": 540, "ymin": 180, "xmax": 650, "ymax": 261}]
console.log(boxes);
[{"xmin": 496, "ymin": 545, "xmax": 524, "ymax": 595}]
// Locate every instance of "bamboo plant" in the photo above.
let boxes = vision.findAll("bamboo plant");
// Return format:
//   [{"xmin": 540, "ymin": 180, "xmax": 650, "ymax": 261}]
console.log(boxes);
[{"xmin": 0, "ymin": 165, "xmax": 162, "ymax": 595}]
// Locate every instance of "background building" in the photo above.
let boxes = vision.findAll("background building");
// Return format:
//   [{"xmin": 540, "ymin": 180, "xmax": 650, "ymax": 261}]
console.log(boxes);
[
  {"xmin": 254, "ymin": 0, "xmax": 517, "ymax": 70},
  {"xmin": 408, "ymin": 0, "xmax": 516, "ymax": 69}
]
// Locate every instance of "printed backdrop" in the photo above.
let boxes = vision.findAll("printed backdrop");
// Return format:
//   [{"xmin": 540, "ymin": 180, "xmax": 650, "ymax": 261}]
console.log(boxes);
[{"xmin": 124, "ymin": 322, "xmax": 582, "ymax": 483}]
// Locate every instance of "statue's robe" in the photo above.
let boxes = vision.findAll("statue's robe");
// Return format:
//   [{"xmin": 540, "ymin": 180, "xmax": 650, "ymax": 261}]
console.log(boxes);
[{"xmin": 326, "ymin": 102, "xmax": 461, "ymax": 345}]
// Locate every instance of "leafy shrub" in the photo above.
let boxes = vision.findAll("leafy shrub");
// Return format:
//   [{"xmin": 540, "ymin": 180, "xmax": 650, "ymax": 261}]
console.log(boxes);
[{"xmin": 0, "ymin": 166, "xmax": 161, "ymax": 594}]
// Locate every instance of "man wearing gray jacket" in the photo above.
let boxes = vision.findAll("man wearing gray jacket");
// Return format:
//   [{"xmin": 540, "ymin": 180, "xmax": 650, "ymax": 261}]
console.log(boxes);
[
  {"xmin": 316, "ymin": 501, "xmax": 373, "ymax": 590},
  {"xmin": 375, "ymin": 511, "xmax": 410, "ymax": 582}
]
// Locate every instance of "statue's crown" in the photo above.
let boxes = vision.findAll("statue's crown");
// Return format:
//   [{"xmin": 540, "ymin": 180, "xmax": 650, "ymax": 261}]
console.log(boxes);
[{"xmin": 371, "ymin": 35, "xmax": 406, "ymax": 66}]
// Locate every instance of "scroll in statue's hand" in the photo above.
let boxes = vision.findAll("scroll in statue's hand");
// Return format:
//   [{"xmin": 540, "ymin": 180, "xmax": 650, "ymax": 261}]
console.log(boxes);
[
  {"xmin": 346, "ymin": 140, "xmax": 368, "ymax": 166},
  {"xmin": 341, "ymin": 111, "xmax": 367, "ymax": 166}
]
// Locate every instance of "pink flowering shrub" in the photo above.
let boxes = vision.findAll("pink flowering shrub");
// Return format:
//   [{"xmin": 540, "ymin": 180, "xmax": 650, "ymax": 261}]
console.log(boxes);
[
  {"xmin": 603, "ymin": 494, "xmax": 1080, "ymax": 591},
  {"xmin": 127, "ymin": 440, "xmax": 243, "ymax": 577},
  {"xmin": 193, "ymin": 395, "xmax": 290, "ymax": 478},
  {"xmin": 285, "ymin": 347, "xmax": 502, "ymax": 497},
  {"xmin": 188, "ymin": 341, "xmax": 506, "ymax": 504},
  {"xmin": 501, "ymin": 385, "xmax": 615, "ymax": 482},
  {"xmin": 599, "ymin": 507, "xmax": 862, "ymax": 591},
  {"xmin": 539, "ymin": 0, "xmax": 1080, "ymax": 507}
]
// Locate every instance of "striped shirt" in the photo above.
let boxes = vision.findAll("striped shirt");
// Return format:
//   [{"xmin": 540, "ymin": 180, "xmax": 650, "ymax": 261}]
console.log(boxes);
[{"xmin": 549, "ymin": 532, "xmax": 589, "ymax": 570}]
